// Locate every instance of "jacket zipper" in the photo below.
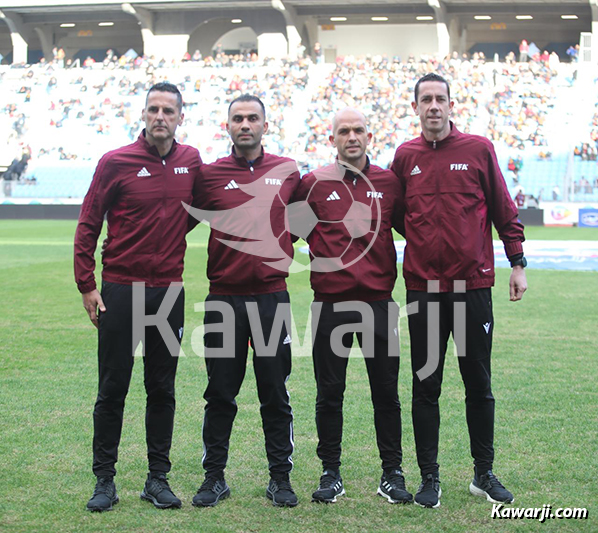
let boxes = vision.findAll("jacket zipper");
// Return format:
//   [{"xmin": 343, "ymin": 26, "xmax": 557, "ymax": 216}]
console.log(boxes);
[
  {"xmin": 432, "ymin": 139, "xmax": 443, "ymax": 288},
  {"xmin": 348, "ymin": 175, "xmax": 362, "ymax": 288},
  {"xmin": 153, "ymin": 158, "xmax": 167, "ymax": 286},
  {"xmin": 355, "ymin": 177, "xmax": 362, "ymax": 286},
  {"xmin": 249, "ymin": 163, "xmax": 255, "ymax": 292}
]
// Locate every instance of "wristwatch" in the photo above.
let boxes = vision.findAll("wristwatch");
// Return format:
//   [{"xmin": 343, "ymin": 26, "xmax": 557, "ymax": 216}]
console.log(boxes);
[{"xmin": 510, "ymin": 256, "xmax": 527, "ymax": 268}]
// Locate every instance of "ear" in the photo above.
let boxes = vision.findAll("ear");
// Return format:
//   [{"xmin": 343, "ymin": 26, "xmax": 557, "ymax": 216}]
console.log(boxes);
[
  {"xmin": 226, "ymin": 122, "xmax": 231, "ymax": 135},
  {"xmin": 141, "ymin": 108, "xmax": 147, "ymax": 122},
  {"xmin": 411, "ymin": 101, "xmax": 418, "ymax": 115},
  {"xmin": 448, "ymin": 100, "xmax": 454, "ymax": 114},
  {"xmin": 366, "ymin": 131, "xmax": 373, "ymax": 145},
  {"xmin": 329, "ymin": 134, "xmax": 336, "ymax": 147},
  {"xmin": 178, "ymin": 112, "xmax": 185, "ymax": 126},
  {"xmin": 263, "ymin": 121, "xmax": 269, "ymax": 135}
]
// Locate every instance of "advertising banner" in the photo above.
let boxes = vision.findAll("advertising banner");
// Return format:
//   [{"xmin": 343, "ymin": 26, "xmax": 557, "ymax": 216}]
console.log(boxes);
[
  {"xmin": 579, "ymin": 209, "xmax": 598, "ymax": 228},
  {"xmin": 541, "ymin": 202, "xmax": 598, "ymax": 226}
]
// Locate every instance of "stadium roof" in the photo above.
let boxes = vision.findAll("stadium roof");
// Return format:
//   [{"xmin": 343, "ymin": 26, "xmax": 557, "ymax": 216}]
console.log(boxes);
[
  {"xmin": 0, "ymin": 0, "xmax": 591, "ymax": 62},
  {"xmin": 1, "ymin": 0, "xmax": 590, "ymax": 20}
]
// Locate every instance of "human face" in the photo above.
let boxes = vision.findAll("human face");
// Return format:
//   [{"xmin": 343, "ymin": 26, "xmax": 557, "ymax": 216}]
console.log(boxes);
[
  {"xmin": 142, "ymin": 91, "xmax": 183, "ymax": 149},
  {"xmin": 227, "ymin": 101, "xmax": 268, "ymax": 157},
  {"xmin": 329, "ymin": 109, "xmax": 372, "ymax": 169},
  {"xmin": 412, "ymin": 81, "xmax": 454, "ymax": 141}
]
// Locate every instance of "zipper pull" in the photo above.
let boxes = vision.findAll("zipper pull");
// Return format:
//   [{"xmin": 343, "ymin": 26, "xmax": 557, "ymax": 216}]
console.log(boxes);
[
  {"xmin": 162, "ymin": 160, "xmax": 166, "ymax": 166},
  {"xmin": 433, "ymin": 140, "xmax": 437, "ymax": 150},
  {"xmin": 249, "ymin": 165, "xmax": 254, "ymax": 174},
  {"xmin": 353, "ymin": 177, "xmax": 357, "ymax": 188}
]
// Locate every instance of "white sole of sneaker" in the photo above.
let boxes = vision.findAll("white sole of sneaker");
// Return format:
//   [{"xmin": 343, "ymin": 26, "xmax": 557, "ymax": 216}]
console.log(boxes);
[
  {"xmin": 414, "ymin": 487, "xmax": 442, "ymax": 509},
  {"xmin": 376, "ymin": 488, "xmax": 413, "ymax": 504},
  {"xmin": 312, "ymin": 488, "xmax": 346, "ymax": 504},
  {"xmin": 469, "ymin": 482, "xmax": 514, "ymax": 504}
]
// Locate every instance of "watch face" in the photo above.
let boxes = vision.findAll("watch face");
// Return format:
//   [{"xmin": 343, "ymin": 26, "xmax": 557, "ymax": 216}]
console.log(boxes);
[{"xmin": 522, "ymin": 257, "xmax": 528, "ymax": 268}]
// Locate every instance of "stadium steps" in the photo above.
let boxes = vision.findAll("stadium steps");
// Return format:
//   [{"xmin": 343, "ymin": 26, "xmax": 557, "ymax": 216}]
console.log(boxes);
[
  {"xmin": 284, "ymin": 63, "xmax": 336, "ymax": 149},
  {"xmin": 545, "ymin": 67, "xmax": 596, "ymax": 151},
  {"xmin": 12, "ymin": 163, "xmax": 95, "ymax": 198}
]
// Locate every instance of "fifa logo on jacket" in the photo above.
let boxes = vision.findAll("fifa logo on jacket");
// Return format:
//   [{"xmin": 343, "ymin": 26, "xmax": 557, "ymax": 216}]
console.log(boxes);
[
  {"xmin": 450, "ymin": 163, "xmax": 469, "ymax": 171},
  {"xmin": 367, "ymin": 191, "xmax": 383, "ymax": 199}
]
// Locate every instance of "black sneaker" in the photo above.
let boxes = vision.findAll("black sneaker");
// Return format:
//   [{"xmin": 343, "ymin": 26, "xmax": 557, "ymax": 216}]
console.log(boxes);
[
  {"xmin": 470, "ymin": 470, "xmax": 514, "ymax": 504},
  {"xmin": 266, "ymin": 474, "xmax": 298, "ymax": 507},
  {"xmin": 311, "ymin": 469, "xmax": 345, "ymax": 503},
  {"xmin": 140, "ymin": 472, "xmax": 182, "ymax": 509},
  {"xmin": 87, "ymin": 476, "xmax": 119, "ymax": 512},
  {"xmin": 415, "ymin": 473, "xmax": 441, "ymax": 508},
  {"xmin": 377, "ymin": 469, "xmax": 413, "ymax": 504},
  {"xmin": 192, "ymin": 476, "xmax": 230, "ymax": 507}
]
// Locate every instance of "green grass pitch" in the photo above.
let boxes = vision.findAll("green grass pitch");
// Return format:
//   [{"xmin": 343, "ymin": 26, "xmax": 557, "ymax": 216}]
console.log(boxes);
[{"xmin": 0, "ymin": 221, "xmax": 596, "ymax": 531}]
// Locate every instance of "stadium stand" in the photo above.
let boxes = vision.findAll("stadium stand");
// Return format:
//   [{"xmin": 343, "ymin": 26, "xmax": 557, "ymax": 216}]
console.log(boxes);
[{"xmin": 1, "ymin": 52, "xmax": 596, "ymax": 202}]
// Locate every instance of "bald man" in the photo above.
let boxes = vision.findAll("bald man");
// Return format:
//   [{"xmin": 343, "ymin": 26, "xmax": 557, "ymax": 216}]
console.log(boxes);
[{"xmin": 292, "ymin": 108, "xmax": 412, "ymax": 504}]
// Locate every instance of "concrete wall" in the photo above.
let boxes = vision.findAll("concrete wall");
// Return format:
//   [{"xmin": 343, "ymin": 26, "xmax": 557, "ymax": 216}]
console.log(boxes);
[
  {"xmin": 0, "ymin": 204, "xmax": 81, "ymax": 219},
  {"xmin": 218, "ymin": 26, "xmax": 257, "ymax": 52},
  {"xmin": 317, "ymin": 23, "xmax": 438, "ymax": 60},
  {"xmin": 56, "ymin": 24, "xmax": 143, "ymax": 59},
  {"xmin": 0, "ymin": 27, "xmax": 13, "ymax": 62},
  {"xmin": 464, "ymin": 18, "xmax": 588, "ymax": 52}
]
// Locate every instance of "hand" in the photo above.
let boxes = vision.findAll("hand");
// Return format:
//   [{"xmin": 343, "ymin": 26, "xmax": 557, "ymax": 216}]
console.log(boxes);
[
  {"xmin": 509, "ymin": 266, "xmax": 527, "ymax": 301},
  {"xmin": 82, "ymin": 289, "xmax": 106, "ymax": 328}
]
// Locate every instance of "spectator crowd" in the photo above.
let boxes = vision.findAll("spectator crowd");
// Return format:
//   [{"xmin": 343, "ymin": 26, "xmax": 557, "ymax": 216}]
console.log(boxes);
[{"xmin": 1, "ymin": 46, "xmax": 593, "ymax": 199}]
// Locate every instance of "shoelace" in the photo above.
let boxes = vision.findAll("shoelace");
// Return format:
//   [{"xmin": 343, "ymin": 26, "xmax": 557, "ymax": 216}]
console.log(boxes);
[
  {"xmin": 275, "ymin": 479, "xmax": 294, "ymax": 493},
  {"xmin": 485, "ymin": 472, "xmax": 506, "ymax": 489},
  {"xmin": 421, "ymin": 474, "xmax": 439, "ymax": 493},
  {"xmin": 199, "ymin": 477, "xmax": 222, "ymax": 493},
  {"xmin": 151, "ymin": 475, "xmax": 171, "ymax": 493},
  {"xmin": 93, "ymin": 477, "xmax": 113, "ymax": 495},
  {"xmin": 386, "ymin": 472, "xmax": 407, "ymax": 490},
  {"xmin": 319, "ymin": 473, "xmax": 338, "ymax": 489}
]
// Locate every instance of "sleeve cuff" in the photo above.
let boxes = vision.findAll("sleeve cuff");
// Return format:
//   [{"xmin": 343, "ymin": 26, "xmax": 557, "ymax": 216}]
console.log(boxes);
[
  {"xmin": 504, "ymin": 240, "xmax": 523, "ymax": 259},
  {"xmin": 77, "ymin": 280, "xmax": 97, "ymax": 294}
]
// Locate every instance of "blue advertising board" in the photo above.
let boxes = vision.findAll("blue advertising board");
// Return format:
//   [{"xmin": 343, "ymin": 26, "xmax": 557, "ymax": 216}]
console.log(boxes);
[{"xmin": 579, "ymin": 209, "xmax": 598, "ymax": 228}]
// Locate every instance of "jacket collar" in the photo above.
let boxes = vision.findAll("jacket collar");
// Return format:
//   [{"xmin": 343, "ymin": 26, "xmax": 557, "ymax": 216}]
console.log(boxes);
[
  {"xmin": 419, "ymin": 121, "xmax": 460, "ymax": 148},
  {"xmin": 138, "ymin": 129, "xmax": 178, "ymax": 158},
  {"xmin": 335, "ymin": 155, "xmax": 371, "ymax": 180},
  {"xmin": 231, "ymin": 146, "xmax": 265, "ymax": 168}
]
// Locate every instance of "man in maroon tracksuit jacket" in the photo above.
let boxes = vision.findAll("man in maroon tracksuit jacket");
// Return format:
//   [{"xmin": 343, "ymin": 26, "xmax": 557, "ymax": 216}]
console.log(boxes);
[
  {"xmin": 292, "ymin": 108, "xmax": 412, "ymax": 505},
  {"xmin": 75, "ymin": 83, "xmax": 202, "ymax": 512},
  {"xmin": 189, "ymin": 95, "xmax": 300, "ymax": 508},
  {"xmin": 391, "ymin": 73, "xmax": 528, "ymax": 509}
]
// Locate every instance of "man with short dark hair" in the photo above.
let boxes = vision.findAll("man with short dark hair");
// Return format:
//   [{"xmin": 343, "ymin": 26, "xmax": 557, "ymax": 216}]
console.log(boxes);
[
  {"xmin": 189, "ymin": 94, "xmax": 301, "ymax": 508},
  {"xmin": 392, "ymin": 72, "xmax": 527, "ymax": 509},
  {"xmin": 293, "ymin": 108, "xmax": 412, "ymax": 505},
  {"xmin": 75, "ymin": 82, "xmax": 202, "ymax": 512}
]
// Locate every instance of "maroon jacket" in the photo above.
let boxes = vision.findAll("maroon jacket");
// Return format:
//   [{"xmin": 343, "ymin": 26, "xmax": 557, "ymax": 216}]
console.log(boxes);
[
  {"xmin": 391, "ymin": 123, "xmax": 525, "ymax": 292},
  {"xmin": 293, "ymin": 159, "xmax": 402, "ymax": 302},
  {"xmin": 74, "ymin": 131, "xmax": 202, "ymax": 293},
  {"xmin": 192, "ymin": 149, "xmax": 300, "ymax": 295}
]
